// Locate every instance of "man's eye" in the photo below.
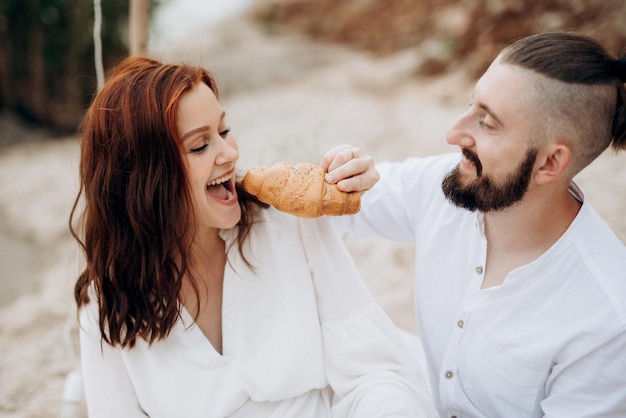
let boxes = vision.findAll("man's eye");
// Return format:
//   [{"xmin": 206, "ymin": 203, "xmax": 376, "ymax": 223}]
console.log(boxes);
[
  {"xmin": 478, "ymin": 117, "xmax": 493, "ymax": 130},
  {"xmin": 191, "ymin": 143, "xmax": 209, "ymax": 153}
]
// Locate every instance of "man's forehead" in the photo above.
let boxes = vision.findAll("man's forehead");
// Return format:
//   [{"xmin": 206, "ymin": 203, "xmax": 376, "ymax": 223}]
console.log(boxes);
[{"xmin": 473, "ymin": 61, "xmax": 538, "ymax": 113}]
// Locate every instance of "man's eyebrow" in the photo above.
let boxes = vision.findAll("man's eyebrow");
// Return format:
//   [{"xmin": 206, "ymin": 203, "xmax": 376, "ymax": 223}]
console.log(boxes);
[{"xmin": 180, "ymin": 111, "xmax": 226, "ymax": 142}]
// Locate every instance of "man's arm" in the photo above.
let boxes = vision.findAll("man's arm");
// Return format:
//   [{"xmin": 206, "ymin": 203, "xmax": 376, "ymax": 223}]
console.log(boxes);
[{"xmin": 542, "ymin": 327, "xmax": 626, "ymax": 417}]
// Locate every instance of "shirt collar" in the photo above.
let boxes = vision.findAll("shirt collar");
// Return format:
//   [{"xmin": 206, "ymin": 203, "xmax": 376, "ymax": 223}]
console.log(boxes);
[{"xmin": 568, "ymin": 180, "xmax": 585, "ymax": 204}]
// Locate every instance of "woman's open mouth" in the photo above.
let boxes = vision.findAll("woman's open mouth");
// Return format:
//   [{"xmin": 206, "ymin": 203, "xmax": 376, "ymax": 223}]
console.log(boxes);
[{"xmin": 206, "ymin": 174, "xmax": 235, "ymax": 201}]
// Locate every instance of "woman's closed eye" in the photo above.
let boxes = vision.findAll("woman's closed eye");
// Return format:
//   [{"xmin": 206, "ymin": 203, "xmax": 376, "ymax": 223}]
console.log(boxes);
[
  {"xmin": 190, "ymin": 142, "xmax": 209, "ymax": 153},
  {"xmin": 190, "ymin": 128, "xmax": 231, "ymax": 153},
  {"xmin": 219, "ymin": 127, "xmax": 231, "ymax": 138}
]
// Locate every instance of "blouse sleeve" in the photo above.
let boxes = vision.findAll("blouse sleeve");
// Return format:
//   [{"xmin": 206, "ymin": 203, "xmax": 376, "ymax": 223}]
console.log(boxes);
[
  {"xmin": 298, "ymin": 217, "xmax": 438, "ymax": 418},
  {"xmin": 78, "ymin": 303, "xmax": 147, "ymax": 417}
]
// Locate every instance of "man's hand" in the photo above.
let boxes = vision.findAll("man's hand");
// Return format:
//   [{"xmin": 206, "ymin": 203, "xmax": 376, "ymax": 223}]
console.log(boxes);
[{"xmin": 320, "ymin": 144, "xmax": 379, "ymax": 193}]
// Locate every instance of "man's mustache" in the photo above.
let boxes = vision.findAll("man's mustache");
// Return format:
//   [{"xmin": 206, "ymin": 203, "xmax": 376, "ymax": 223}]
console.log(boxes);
[{"xmin": 462, "ymin": 148, "xmax": 482, "ymax": 177}]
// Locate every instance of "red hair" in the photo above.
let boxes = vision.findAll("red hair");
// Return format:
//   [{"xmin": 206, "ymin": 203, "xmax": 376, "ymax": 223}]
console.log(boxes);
[{"xmin": 70, "ymin": 56, "xmax": 262, "ymax": 348}]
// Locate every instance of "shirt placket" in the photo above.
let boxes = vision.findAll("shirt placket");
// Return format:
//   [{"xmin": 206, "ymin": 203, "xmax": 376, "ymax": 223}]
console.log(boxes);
[{"xmin": 438, "ymin": 216, "xmax": 487, "ymax": 418}]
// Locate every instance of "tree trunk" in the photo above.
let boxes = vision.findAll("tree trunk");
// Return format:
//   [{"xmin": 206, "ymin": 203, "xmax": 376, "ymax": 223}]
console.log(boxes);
[{"xmin": 129, "ymin": 0, "xmax": 150, "ymax": 56}]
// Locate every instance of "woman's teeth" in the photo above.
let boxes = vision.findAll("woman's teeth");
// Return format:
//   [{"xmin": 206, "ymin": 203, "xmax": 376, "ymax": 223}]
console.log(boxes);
[
  {"xmin": 207, "ymin": 174, "xmax": 231, "ymax": 186},
  {"xmin": 206, "ymin": 174, "xmax": 234, "ymax": 200}
]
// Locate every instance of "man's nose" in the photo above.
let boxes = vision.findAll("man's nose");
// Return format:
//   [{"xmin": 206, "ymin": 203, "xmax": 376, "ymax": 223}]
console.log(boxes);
[{"xmin": 445, "ymin": 113, "xmax": 474, "ymax": 148}]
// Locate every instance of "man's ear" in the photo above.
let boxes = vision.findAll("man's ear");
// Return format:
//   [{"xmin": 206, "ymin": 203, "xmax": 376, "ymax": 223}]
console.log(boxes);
[{"xmin": 534, "ymin": 143, "xmax": 572, "ymax": 185}]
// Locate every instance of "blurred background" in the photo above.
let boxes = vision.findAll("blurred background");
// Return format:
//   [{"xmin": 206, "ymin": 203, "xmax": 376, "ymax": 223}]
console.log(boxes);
[
  {"xmin": 0, "ymin": 0, "xmax": 625, "ymax": 417},
  {"xmin": 2, "ymin": 0, "xmax": 624, "ymax": 135}
]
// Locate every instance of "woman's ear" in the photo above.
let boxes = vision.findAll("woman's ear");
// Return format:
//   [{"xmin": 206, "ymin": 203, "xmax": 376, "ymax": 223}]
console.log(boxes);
[{"xmin": 534, "ymin": 143, "xmax": 572, "ymax": 185}]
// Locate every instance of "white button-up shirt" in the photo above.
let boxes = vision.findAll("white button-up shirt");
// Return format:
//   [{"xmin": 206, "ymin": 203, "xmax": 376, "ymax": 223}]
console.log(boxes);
[{"xmin": 334, "ymin": 153, "xmax": 626, "ymax": 417}]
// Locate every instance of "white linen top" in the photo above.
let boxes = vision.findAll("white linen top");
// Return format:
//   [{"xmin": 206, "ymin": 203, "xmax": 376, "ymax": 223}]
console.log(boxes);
[
  {"xmin": 79, "ymin": 208, "xmax": 438, "ymax": 418},
  {"xmin": 333, "ymin": 153, "xmax": 626, "ymax": 417}
]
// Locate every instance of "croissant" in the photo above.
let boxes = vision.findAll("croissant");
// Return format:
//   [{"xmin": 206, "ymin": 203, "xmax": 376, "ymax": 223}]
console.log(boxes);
[{"xmin": 241, "ymin": 162, "xmax": 361, "ymax": 218}]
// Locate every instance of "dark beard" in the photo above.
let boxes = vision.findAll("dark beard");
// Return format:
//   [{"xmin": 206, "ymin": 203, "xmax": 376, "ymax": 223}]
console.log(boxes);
[{"xmin": 441, "ymin": 148, "xmax": 538, "ymax": 212}]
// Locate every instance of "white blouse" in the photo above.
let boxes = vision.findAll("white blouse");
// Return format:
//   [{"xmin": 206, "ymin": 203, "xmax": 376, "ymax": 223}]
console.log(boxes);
[{"xmin": 79, "ymin": 208, "xmax": 438, "ymax": 418}]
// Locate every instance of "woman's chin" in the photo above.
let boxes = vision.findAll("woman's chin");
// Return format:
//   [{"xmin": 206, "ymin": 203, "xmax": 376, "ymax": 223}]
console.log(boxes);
[{"xmin": 224, "ymin": 208, "xmax": 242, "ymax": 229}]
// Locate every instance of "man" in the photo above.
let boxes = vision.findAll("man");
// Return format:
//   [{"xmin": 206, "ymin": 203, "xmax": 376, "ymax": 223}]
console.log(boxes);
[{"xmin": 324, "ymin": 32, "xmax": 626, "ymax": 417}]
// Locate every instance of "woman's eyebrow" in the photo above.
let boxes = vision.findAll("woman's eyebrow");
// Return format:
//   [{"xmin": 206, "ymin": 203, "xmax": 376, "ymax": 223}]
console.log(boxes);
[
  {"xmin": 181, "ymin": 111, "xmax": 226, "ymax": 142},
  {"xmin": 181, "ymin": 126, "xmax": 210, "ymax": 143}
]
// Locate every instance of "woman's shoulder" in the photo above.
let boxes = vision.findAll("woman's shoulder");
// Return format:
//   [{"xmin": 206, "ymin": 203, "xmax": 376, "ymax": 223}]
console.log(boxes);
[
  {"xmin": 254, "ymin": 206, "xmax": 306, "ymax": 235},
  {"xmin": 221, "ymin": 206, "xmax": 300, "ymax": 250},
  {"xmin": 77, "ymin": 287, "xmax": 103, "ymax": 338},
  {"xmin": 245, "ymin": 207, "xmax": 335, "ymax": 250}
]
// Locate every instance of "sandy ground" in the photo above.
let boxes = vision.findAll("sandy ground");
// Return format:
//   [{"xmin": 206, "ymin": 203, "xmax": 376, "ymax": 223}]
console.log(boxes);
[{"xmin": 1, "ymin": 14, "xmax": 625, "ymax": 418}]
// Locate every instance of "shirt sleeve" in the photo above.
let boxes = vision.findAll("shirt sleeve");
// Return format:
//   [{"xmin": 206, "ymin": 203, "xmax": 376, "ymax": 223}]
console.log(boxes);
[
  {"xmin": 541, "ymin": 325, "xmax": 626, "ymax": 417},
  {"xmin": 331, "ymin": 153, "xmax": 460, "ymax": 244},
  {"xmin": 298, "ymin": 216, "xmax": 438, "ymax": 418},
  {"xmin": 79, "ymin": 304, "xmax": 148, "ymax": 417}
]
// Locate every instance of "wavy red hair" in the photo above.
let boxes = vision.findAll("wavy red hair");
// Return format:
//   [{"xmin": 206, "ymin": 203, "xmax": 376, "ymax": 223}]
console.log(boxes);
[{"xmin": 70, "ymin": 56, "xmax": 262, "ymax": 348}]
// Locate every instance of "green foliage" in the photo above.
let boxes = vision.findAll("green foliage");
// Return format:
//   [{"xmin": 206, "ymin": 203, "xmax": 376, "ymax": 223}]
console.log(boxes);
[{"xmin": 0, "ymin": 0, "xmax": 133, "ymax": 132}]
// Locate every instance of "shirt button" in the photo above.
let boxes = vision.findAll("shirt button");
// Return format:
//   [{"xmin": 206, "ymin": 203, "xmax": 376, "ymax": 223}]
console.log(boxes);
[
  {"xmin": 445, "ymin": 370, "xmax": 453, "ymax": 379},
  {"xmin": 451, "ymin": 416, "xmax": 458, "ymax": 418},
  {"xmin": 457, "ymin": 319, "xmax": 464, "ymax": 328},
  {"xmin": 475, "ymin": 265, "xmax": 483, "ymax": 274}
]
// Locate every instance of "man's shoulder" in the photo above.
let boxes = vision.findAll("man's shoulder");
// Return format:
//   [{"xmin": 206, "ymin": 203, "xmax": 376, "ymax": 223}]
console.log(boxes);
[{"xmin": 567, "ymin": 203, "xmax": 626, "ymax": 322}]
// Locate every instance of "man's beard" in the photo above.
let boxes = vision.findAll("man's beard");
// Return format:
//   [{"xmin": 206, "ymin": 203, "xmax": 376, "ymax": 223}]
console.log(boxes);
[{"xmin": 441, "ymin": 147, "xmax": 538, "ymax": 212}]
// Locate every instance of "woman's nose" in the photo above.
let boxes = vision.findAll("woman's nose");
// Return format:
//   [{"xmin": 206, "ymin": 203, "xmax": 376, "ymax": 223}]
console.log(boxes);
[{"xmin": 215, "ymin": 138, "xmax": 239, "ymax": 165}]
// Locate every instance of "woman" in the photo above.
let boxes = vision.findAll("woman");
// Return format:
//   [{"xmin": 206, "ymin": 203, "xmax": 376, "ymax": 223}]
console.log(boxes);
[{"xmin": 70, "ymin": 56, "xmax": 436, "ymax": 417}]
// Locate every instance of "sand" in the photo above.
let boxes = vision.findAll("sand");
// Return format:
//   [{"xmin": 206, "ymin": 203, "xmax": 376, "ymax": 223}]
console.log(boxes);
[{"xmin": 1, "ymin": 13, "xmax": 624, "ymax": 418}]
